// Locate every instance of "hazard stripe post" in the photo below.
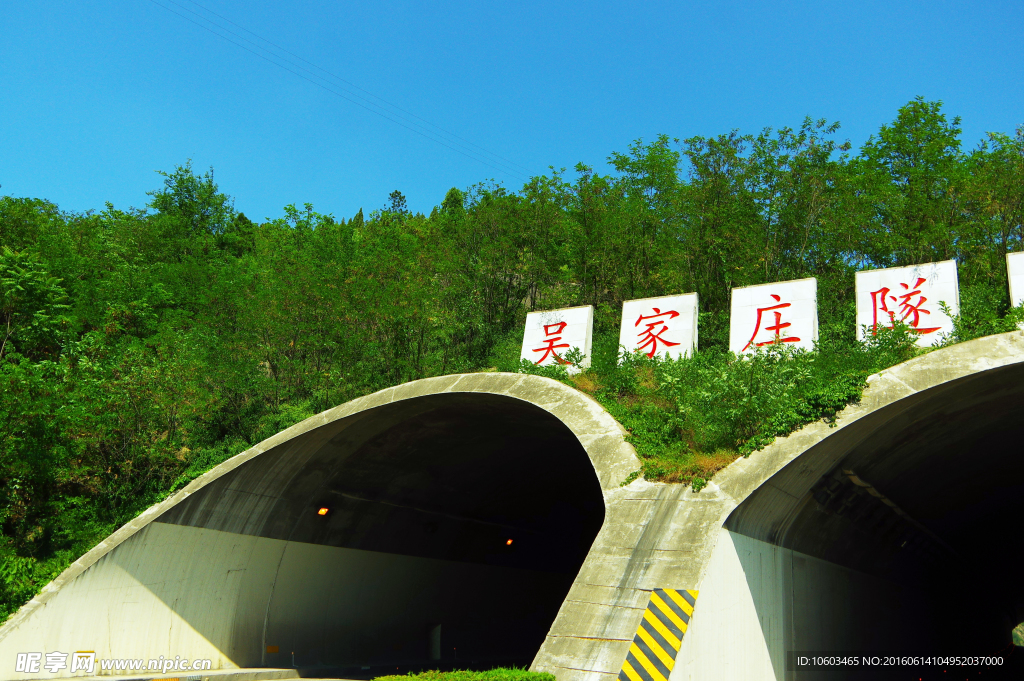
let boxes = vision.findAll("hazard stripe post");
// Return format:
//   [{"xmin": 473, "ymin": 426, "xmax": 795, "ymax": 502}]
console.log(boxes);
[{"xmin": 618, "ymin": 589, "xmax": 698, "ymax": 681}]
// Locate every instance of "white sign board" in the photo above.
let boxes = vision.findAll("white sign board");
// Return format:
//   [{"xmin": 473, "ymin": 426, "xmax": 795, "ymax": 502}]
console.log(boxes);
[
  {"xmin": 855, "ymin": 260, "xmax": 958, "ymax": 347},
  {"xmin": 619, "ymin": 293, "xmax": 698, "ymax": 360},
  {"xmin": 1007, "ymin": 252, "xmax": 1024, "ymax": 308},
  {"xmin": 729, "ymin": 278, "xmax": 818, "ymax": 354},
  {"xmin": 520, "ymin": 305, "xmax": 593, "ymax": 373}
]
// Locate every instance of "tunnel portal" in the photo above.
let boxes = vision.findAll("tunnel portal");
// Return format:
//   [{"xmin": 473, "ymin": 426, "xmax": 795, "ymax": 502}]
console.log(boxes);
[
  {"xmin": 155, "ymin": 392, "xmax": 607, "ymax": 672},
  {"xmin": 699, "ymin": 359, "xmax": 1024, "ymax": 679}
]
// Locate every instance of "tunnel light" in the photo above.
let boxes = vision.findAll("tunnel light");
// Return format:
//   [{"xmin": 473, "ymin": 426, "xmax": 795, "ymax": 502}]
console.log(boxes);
[
  {"xmin": 317, "ymin": 507, "xmax": 329, "ymax": 516},
  {"xmin": 506, "ymin": 538, "xmax": 513, "ymax": 545}
]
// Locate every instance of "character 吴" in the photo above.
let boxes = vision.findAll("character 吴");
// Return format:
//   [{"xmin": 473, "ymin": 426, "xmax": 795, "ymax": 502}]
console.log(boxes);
[{"xmin": 532, "ymin": 321, "xmax": 571, "ymax": 364}]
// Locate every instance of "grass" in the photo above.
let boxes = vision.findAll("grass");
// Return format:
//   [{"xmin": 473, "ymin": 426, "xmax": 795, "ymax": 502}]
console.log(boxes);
[{"xmin": 374, "ymin": 668, "xmax": 556, "ymax": 681}]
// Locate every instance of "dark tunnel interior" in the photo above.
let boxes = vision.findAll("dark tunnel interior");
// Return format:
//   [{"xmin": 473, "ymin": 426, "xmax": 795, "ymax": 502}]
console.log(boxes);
[
  {"xmin": 157, "ymin": 393, "xmax": 606, "ymax": 674},
  {"xmin": 725, "ymin": 361, "xmax": 1024, "ymax": 677}
]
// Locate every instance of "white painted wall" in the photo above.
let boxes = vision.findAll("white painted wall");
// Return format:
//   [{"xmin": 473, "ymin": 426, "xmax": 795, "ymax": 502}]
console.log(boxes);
[
  {"xmin": 1, "ymin": 522, "xmax": 267, "ymax": 679},
  {"xmin": 672, "ymin": 530, "xmax": 937, "ymax": 681},
  {"xmin": 671, "ymin": 530, "xmax": 782, "ymax": 681}
]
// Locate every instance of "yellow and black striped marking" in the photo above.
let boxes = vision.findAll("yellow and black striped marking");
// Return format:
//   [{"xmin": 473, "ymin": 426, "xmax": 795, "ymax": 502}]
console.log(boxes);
[{"xmin": 618, "ymin": 589, "xmax": 698, "ymax": 681}]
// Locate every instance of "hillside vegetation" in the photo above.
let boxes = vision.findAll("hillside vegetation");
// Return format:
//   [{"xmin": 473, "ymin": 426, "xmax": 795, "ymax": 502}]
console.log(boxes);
[{"xmin": 2, "ymin": 98, "xmax": 1023, "ymax": 619}]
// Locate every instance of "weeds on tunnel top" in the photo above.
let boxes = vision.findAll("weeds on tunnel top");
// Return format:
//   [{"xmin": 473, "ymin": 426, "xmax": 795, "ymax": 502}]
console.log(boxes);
[
  {"xmin": 504, "ymin": 323, "xmax": 926, "ymax": 489},
  {"xmin": 374, "ymin": 668, "xmax": 556, "ymax": 681}
]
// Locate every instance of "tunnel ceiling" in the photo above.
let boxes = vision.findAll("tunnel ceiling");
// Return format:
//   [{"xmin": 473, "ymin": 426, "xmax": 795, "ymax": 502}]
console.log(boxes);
[
  {"xmin": 157, "ymin": 392, "xmax": 605, "ymax": 573},
  {"xmin": 726, "ymin": 361, "xmax": 1024, "ymax": 618}
]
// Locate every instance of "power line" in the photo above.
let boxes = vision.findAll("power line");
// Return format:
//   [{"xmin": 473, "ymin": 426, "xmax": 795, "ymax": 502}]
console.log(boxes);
[
  {"xmin": 178, "ymin": 0, "xmax": 535, "ymax": 177},
  {"xmin": 146, "ymin": 0, "xmax": 526, "ymax": 181},
  {"xmin": 160, "ymin": 0, "xmax": 519, "ymax": 176},
  {"xmin": 144, "ymin": 0, "xmax": 530, "ymax": 182}
]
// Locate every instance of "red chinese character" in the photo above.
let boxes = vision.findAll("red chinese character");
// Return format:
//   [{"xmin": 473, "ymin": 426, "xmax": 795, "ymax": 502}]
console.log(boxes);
[
  {"xmin": 533, "ymin": 321, "xmax": 571, "ymax": 364},
  {"xmin": 635, "ymin": 307, "xmax": 681, "ymax": 358},
  {"xmin": 869, "ymin": 277, "xmax": 941, "ymax": 335},
  {"xmin": 743, "ymin": 294, "xmax": 800, "ymax": 351}
]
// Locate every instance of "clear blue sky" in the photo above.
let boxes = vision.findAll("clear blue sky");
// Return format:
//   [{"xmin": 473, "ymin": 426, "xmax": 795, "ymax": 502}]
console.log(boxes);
[{"xmin": 2, "ymin": 0, "xmax": 1022, "ymax": 221}]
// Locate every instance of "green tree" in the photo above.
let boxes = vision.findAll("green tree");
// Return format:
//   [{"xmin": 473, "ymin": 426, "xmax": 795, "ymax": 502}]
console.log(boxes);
[
  {"xmin": 966, "ymin": 128, "xmax": 1024, "ymax": 279},
  {"xmin": 0, "ymin": 248, "xmax": 69, "ymax": 361},
  {"xmin": 608, "ymin": 135, "xmax": 683, "ymax": 299},
  {"xmin": 147, "ymin": 161, "xmax": 235, "ymax": 259},
  {"xmin": 387, "ymin": 190, "xmax": 409, "ymax": 216},
  {"xmin": 855, "ymin": 97, "xmax": 966, "ymax": 267},
  {"xmin": 675, "ymin": 130, "xmax": 759, "ymax": 345}
]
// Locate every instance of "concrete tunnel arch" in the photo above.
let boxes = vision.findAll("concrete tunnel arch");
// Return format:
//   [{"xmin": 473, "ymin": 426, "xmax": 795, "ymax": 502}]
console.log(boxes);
[
  {"xmin": 0, "ymin": 373, "xmax": 641, "ymax": 677},
  {"xmin": 670, "ymin": 331, "xmax": 1024, "ymax": 680}
]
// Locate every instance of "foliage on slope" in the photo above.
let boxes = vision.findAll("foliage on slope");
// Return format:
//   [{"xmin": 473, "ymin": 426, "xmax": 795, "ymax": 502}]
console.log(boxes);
[
  {"xmin": 1, "ymin": 99, "xmax": 1023, "ymax": 620},
  {"xmin": 506, "ymin": 315, "xmax": 1024, "ymax": 490}
]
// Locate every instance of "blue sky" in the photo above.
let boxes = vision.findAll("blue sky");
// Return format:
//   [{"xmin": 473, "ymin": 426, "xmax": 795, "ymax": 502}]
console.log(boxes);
[{"xmin": 2, "ymin": 0, "xmax": 1022, "ymax": 221}]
